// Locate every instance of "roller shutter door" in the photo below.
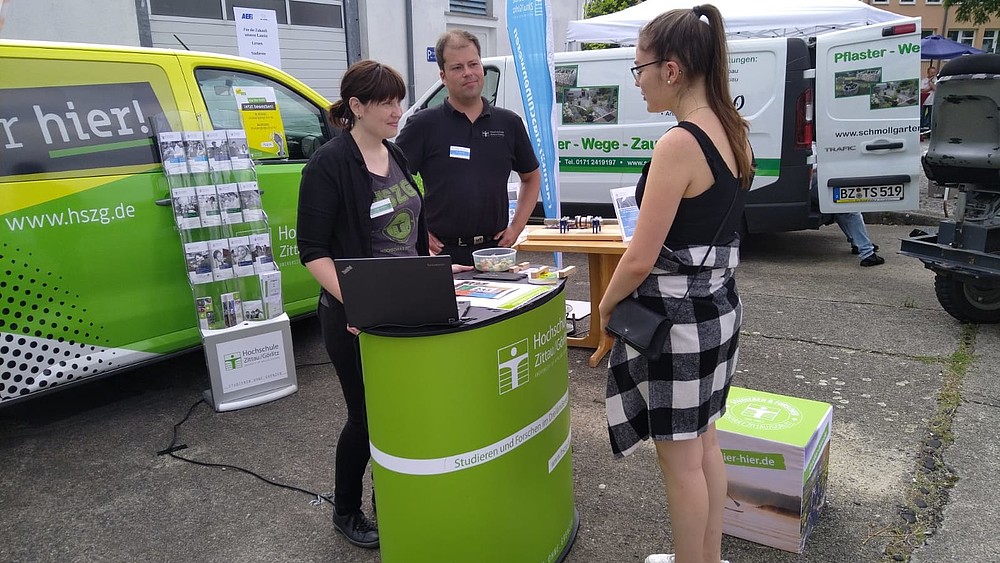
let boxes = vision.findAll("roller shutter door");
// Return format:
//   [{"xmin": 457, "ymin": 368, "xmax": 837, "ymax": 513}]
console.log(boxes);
[{"xmin": 148, "ymin": 3, "xmax": 346, "ymax": 100}]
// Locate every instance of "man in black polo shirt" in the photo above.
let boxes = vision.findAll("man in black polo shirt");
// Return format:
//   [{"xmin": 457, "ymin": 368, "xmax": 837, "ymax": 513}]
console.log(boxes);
[{"xmin": 396, "ymin": 29, "xmax": 541, "ymax": 266}]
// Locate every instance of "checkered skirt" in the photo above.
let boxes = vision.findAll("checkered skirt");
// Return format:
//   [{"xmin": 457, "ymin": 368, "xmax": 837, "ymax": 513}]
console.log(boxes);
[{"xmin": 606, "ymin": 240, "xmax": 742, "ymax": 457}]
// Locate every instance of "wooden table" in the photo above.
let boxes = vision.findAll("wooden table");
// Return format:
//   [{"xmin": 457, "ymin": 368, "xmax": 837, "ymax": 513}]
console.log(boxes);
[{"xmin": 514, "ymin": 226, "xmax": 627, "ymax": 367}]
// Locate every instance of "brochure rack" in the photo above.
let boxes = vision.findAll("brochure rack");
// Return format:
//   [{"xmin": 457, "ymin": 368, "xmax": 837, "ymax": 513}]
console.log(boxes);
[{"xmin": 157, "ymin": 117, "xmax": 296, "ymax": 412}]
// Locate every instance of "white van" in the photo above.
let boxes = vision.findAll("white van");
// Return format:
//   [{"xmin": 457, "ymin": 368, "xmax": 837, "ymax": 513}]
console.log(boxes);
[{"xmin": 401, "ymin": 19, "xmax": 922, "ymax": 234}]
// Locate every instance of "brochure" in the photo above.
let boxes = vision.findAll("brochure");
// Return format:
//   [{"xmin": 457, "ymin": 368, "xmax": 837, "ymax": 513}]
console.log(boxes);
[
  {"xmin": 259, "ymin": 270, "xmax": 283, "ymax": 319},
  {"xmin": 170, "ymin": 186, "xmax": 201, "ymax": 230},
  {"xmin": 229, "ymin": 235, "xmax": 255, "ymax": 277},
  {"xmin": 216, "ymin": 183, "xmax": 244, "ymax": 224},
  {"xmin": 232, "ymin": 87, "xmax": 287, "ymax": 159},
  {"xmin": 454, "ymin": 281, "xmax": 518, "ymax": 300},
  {"xmin": 208, "ymin": 238, "xmax": 234, "ymax": 281},
  {"xmin": 220, "ymin": 291, "xmax": 244, "ymax": 327},
  {"xmin": 182, "ymin": 130, "xmax": 209, "ymax": 173},
  {"xmin": 242, "ymin": 299, "xmax": 266, "ymax": 321},
  {"xmin": 250, "ymin": 232, "xmax": 276, "ymax": 273},
  {"xmin": 184, "ymin": 241, "xmax": 213, "ymax": 285},
  {"xmin": 196, "ymin": 296, "xmax": 215, "ymax": 329},
  {"xmin": 453, "ymin": 280, "xmax": 554, "ymax": 311},
  {"xmin": 610, "ymin": 186, "xmax": 639, "ymax": 243},
  {"xmin": 158, "ymin": 131, "xmax": 188, "ymax": 175},
  {"xmin": 204, "ymin": 130, "xmax": 232, "ymax": 172},
  {"xmin": 238, "ymin": 181, "xmax": 264, "ymax": 222},
  {"xmin": 227, "ymin": 129, "xmax": 253, "ymax": 169},
  {"xmin": 196, "ymin": 185, "xmax": 222, "ymax": 227}
]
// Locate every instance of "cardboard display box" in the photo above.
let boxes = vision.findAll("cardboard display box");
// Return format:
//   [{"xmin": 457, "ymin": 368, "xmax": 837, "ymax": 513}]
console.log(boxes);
[{"xmin": 716, "ymin": 387, "xmax": 833, "ymax": 553}]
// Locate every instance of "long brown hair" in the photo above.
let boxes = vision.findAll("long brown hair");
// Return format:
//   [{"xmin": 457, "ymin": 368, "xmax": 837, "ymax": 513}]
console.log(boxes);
[
  {"xmin": 328, "ymin": 60, "xmax": 406, "ymax": 131},
  {"xmin": 638, "ymin": 4, "xmax": 753, "ymax": 188}
]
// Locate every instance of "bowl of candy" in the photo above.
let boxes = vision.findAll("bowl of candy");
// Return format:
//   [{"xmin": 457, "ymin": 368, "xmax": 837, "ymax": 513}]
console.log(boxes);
[{"xmin": 472, "ymin": 247, "xmax": 517, "ymax": 272}]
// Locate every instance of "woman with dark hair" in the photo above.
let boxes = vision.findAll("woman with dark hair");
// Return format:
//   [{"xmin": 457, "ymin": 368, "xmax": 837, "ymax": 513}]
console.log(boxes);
[
  {"xmin": 598, "ymin": 5, "xmax": 753, "ymax": 563},
  {"xmin": 296, "ymin": 60, "xmax": 472, "ymax": 549}
]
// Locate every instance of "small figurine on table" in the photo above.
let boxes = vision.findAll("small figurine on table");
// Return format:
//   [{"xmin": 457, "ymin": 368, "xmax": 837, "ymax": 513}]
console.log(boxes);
[
  {"xmin": 559, "ymin": 216, "xmax": 569, "ymax": 233},
  {"xmin": 592, "ymin": 216, "xmax": 602, "ymax": 233}
]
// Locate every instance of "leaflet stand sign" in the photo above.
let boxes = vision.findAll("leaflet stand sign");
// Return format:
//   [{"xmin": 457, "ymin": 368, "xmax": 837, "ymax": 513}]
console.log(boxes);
[{"xmin": 202, "ymin": 313, "xmax": 297, "ymax": 412}]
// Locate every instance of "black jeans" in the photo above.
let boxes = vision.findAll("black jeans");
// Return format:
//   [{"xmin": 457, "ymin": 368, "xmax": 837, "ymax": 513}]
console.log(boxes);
[
  {"xmin": 440, "ymin": 238, "xmax": 499, "ymax": 267},
  {"xmin": 318, "ymin": 294, "xmax": 370, "ymax": 514}
]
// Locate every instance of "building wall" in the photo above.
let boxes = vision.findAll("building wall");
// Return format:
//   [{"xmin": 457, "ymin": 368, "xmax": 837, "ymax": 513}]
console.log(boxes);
[
  {"xmin": 0, "ymin": 0, "xmax": 586, "ymax": 109},
  {"xmin": 870, "ymin": 0, "xmax": 1000, "ymax": 54},
  {"xmin": 0, "ymin": 0, "xmax": 140, "ymax": 45},
  {"xmin": 360, "ymin": 0, "xmax": 585, "ymax": 108}
]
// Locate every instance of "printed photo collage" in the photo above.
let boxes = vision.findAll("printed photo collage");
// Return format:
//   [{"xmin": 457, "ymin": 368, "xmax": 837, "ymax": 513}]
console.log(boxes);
[
  {"xmin": 170, "ymin": 181, "xmax": 265, "ymax": 231},
  {"xmin": 158, "ymin": 129, "xmax": 253, "ymax": 176},
  {"xmin": 183, "ymin": 233, "xmax": 276, "ymax": 285},
  {"xmin": 833, "ymin": 67, "xmax": 919, "ymax": 110}
]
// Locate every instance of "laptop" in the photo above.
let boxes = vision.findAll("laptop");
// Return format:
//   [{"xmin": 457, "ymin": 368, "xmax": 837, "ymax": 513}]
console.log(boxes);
[{"xmin": 336, "ymin": 255, "xmax": 461, "ymax": 329}]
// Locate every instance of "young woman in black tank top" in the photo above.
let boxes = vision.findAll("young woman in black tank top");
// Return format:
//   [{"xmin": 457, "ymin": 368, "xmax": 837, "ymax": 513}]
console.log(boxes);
[{"xmin": 598, "ymin": 5, "xmax": 754, "ymax": 563}]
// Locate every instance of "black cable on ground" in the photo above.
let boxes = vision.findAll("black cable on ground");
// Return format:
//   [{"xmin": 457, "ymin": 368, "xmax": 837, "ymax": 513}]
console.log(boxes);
[{"xmin": 157, "ymin": 397, "xmax": 333, "ymax": 507}]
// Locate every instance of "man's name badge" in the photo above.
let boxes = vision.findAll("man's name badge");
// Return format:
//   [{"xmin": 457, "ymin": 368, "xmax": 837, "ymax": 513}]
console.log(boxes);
[
  {"xmin": 449, "ymin": 145, "xmax": 471, "ymax": 160},
  {"xmin": 370, "ymin": 198, "xmax": 394, "ymax": 218}
]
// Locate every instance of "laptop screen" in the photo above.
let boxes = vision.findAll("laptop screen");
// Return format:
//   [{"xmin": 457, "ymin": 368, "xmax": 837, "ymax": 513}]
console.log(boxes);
[{"xmin": 335, "ymin": 255, "xmax": 460, "ymax": 329}]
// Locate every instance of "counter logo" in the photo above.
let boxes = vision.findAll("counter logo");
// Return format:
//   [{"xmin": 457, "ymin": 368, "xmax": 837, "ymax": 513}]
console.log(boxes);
[
  {"xmin": 497, "ymin": 339, "xmax": 530, "ymax": 395},
  {"xmin": 726, "ymin": 396, "xmax": 803, "ymax": 432},
  {"xmin": 223, "ymin": 353, "xmax": 243, "ymax": 371}
]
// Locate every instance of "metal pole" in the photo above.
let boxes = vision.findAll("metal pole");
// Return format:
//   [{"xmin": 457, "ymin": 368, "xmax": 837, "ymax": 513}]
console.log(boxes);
[
  {"xmin": 343, "ymin": 0, "xmax": 362, "ymax": 65},
  {"xmin": 405, "ymin": 0, "xmax": 416, "ymax": 106}
]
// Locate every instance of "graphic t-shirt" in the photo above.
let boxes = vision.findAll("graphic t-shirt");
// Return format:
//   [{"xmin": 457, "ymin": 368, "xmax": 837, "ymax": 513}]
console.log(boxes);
[{"xmin": 370, "ymin": 159, "xmax": 421, "ymax": 257}]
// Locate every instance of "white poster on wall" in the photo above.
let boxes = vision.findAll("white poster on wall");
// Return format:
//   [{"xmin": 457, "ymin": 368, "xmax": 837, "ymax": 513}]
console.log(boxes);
[{"xmin": 233, "ymin": 7, "xmax": 281, "ymax": 69}]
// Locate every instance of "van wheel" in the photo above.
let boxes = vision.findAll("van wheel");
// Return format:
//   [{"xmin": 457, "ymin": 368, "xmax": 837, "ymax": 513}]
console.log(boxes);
[{"xmin": 934, "ymin": 274, "xmax": 1000, "ymax": 323}]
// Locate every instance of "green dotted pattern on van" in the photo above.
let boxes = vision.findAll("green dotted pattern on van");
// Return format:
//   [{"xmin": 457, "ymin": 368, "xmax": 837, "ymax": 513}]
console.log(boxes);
[{"xmin": 0, "ymin": 171, "xmax": 316, "ymax": 402}]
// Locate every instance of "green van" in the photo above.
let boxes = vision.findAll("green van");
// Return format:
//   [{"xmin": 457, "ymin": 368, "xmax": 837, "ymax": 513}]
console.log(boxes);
[{"xmin": 0, "ymin": 39, "xmax": 332, "ymax": 404}]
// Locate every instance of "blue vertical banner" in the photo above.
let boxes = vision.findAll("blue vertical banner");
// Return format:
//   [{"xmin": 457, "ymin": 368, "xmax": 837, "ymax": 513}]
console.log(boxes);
[{"xmin": 507, "ymin": 0, "xmax": 560, "ymax": 219}]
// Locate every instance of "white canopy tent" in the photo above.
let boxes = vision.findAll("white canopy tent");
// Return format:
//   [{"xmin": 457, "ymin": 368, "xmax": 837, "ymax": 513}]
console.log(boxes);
[{"xmin": 566, "ymin": 0, "xmax": 906, "ymax": 44}]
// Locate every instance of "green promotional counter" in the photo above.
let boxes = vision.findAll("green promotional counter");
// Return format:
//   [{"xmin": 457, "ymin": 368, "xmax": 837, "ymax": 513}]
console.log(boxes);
[{"xmin": 360, "ymin": 286, "xmax": 578, "ymax": 563}]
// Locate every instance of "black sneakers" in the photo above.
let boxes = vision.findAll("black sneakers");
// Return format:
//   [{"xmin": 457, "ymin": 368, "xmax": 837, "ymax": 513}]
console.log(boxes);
[
  {"xmin": 332, "ymin": 509, "xmax": 379, "ymax": 548},
  {"xmin": 851, "ymin": 244, "xmax": 879, "ymax": 255},
  {"xmin": 860, "ymin": 253, "xmax": 885, "ymax": 267}
]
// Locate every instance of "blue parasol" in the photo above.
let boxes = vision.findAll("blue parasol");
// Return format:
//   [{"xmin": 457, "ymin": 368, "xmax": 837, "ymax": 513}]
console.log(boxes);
[{"xmin": 921, "ymin": 34, "xmax": 985, "ymax": 60}]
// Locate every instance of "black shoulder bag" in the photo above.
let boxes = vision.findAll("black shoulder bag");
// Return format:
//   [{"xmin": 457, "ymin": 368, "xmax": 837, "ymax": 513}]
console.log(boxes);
[{"xmin": 605, "ymin": 190, "xmax": 740, "ymax": 361}]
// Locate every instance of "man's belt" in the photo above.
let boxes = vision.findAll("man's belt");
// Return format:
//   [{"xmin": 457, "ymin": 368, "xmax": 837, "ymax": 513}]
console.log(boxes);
[{"xmin": 441, "ymin": 235, "xmax": 492, "ymax": 246}]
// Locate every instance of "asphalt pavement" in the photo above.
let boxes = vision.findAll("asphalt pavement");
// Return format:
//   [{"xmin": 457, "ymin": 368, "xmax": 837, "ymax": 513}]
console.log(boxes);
[{"xmin": 2, "ymin": 185, "xmax": 998, "ymax": 563}]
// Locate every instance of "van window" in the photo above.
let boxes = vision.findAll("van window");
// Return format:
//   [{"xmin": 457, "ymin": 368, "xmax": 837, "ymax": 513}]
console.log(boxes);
[
  {"xmin": 195, "ymin": 68, "xmax": 327, "ymax": 160},
  {"xmin": 422, "ymin": 65, "xmax": 501, "ymax": 109}
]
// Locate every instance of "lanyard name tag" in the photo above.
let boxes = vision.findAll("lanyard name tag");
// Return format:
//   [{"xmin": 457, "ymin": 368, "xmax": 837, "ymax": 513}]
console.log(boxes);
[
  {"xmin": 449, "ymin": 145, "xmax": 471, "ymax": 160},
  {"xmin": 370, "ymin": 198, "xmax": 393, "ymax": 218}
]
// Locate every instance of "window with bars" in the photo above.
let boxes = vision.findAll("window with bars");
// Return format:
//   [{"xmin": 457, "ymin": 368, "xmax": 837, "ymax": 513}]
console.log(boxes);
[
  {"xmin": 948, "ymin": 29, "xmax": 977, "ymax": 46},
  {"xmin": 984, "ymin": 30, "xmax": 1000, "ymax": 53},
  {"xmin": 449, "ymin": 0, "xmax": 489, "ymax": 16}
]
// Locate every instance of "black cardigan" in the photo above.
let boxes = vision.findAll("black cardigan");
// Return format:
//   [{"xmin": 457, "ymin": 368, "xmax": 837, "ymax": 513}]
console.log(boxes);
[{"xmin": 297, "ymin": 132, "xmax": 430, "ymax": 265}]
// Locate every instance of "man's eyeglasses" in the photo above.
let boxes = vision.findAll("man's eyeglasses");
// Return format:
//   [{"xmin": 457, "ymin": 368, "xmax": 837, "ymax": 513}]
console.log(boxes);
[{"xmin": 631, "ymin": 59, "xmax": 666, "ymax": 81}]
